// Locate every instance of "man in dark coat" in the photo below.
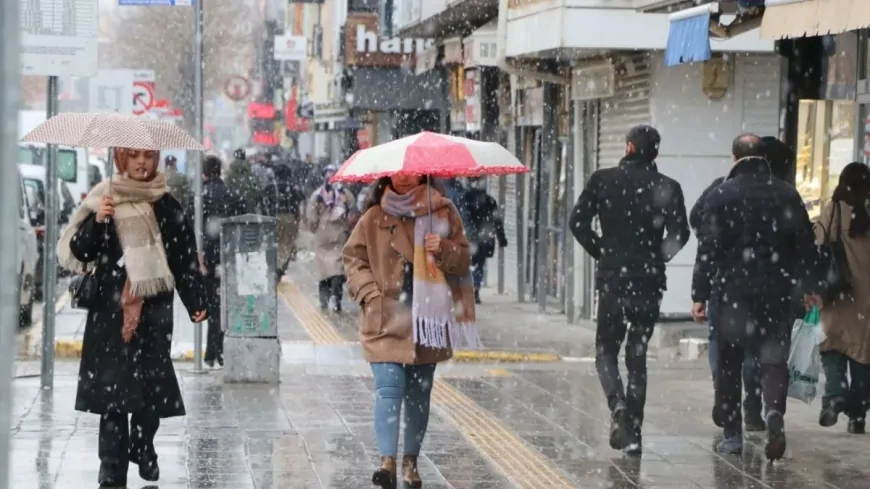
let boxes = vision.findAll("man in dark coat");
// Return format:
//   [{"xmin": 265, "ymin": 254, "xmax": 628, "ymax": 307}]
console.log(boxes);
[
  {"xmin": 188, "ymin": 156, "xmax": 245, "ymax": 368},
  {"xmin": 569, "ymin": 124, "xmax": 690, "ymax": 455},
  {"xmin": 691, "ymin": 133, "xmax": 820, "ymax": 460},
  {"xmin": 225, "ymin": 148, "xmax": 261, "ymax": 214},
  {"xmin": 689, "ymin": 136, "xmax": 798, "ymax": 433},
  {"xmin": 458, "ymin": 177, "xmax": 507, "ymax": 303},
  {"xmin": 164, "ymin": 155, "xmax": 190, "ymax": 204},
  {"xmin": 62, "ymin": 152, "xmax": 206, "ymax": 486}
]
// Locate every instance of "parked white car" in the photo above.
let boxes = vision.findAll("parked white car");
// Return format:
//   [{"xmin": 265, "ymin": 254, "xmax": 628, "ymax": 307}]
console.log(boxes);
[{"xmin": 17, "ymin": 167, "xmax": 39, "ymax": 328}]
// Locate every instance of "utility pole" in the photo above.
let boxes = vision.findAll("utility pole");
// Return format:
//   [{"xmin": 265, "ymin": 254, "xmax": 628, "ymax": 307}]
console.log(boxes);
[
  {"xmin": 41, "ymin": 76, "xmax": 59, "ymax": 388},
  {"xmin": 192, "ymin": 0, "xmax": 205, "ymax": 373},
  {"xmin": 0, "ymin": 0, "xmax": 22, "ymax": 486}
]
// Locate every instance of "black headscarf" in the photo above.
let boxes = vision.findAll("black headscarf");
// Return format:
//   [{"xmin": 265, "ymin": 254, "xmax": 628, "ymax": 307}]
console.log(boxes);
[{"xmin": 832, "ymin": 162, "xmax": 870, "ymax": 238}]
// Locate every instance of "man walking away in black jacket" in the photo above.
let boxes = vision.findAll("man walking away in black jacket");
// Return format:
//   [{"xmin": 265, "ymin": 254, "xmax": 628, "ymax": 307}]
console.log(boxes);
[
  {"xmin": 188, "ymin": 156, "xmax": 245, "ymax": 368},
  {"xmin": 691, "ymin": 133, "xmax": 821, "ymax": 460},
  {"xmin": 569, "ymin": 124, "xmax": 690, "ymax": 455}
]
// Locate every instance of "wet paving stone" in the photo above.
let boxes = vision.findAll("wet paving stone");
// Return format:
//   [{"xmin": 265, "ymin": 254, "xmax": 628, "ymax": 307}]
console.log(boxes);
[{"xmin": 9, "ymin": 358, "xmax": 870, "ymax": 489}]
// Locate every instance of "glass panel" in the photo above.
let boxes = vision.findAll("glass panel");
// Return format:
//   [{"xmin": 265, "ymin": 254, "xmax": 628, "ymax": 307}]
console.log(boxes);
[
  {"xmin": 861, "ymin": 104, "xmax": 870, "ymax": 164},
  {"xmin": 796, "ymin": 100, "xmax": 857, "ymax": 220},
  {"xmin": 57, "ymin": 149, "xmax": 77, "ymax": 183},
  {"xmin": 823, "ymin": 32, "xmax": 859, "ymax": 100}
]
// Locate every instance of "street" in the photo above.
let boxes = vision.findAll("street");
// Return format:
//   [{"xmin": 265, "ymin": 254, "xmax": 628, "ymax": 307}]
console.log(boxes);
[{"xmin": 8, "ymin": 260, "xmax": 870, "ymax": 489}]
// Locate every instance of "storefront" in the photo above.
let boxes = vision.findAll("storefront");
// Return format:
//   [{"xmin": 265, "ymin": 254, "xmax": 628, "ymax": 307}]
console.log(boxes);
[
  {"xmin": 342, "ymin": 12, "xmax": 444, "ymax": 143},
  {"xmin": 788, "ymin": 32, "xmax": 868, "ymax": 220}
]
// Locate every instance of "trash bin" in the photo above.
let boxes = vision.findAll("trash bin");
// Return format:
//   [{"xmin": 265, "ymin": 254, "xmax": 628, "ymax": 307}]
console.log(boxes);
[{"xmin": 220, "ymin": 214, "xmax": 281, "ymax": 383}]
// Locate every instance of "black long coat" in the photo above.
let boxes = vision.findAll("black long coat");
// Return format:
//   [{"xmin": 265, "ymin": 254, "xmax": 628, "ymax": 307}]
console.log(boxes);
[{"xmin": 69, "ymin": 194, "xmax": 205, "ymax": 418}]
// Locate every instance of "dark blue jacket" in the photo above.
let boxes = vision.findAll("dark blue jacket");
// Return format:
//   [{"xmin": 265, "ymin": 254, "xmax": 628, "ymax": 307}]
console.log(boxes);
[{"xmin": 691, "ymin": 157, "xmax": 820, "ymax": 303}]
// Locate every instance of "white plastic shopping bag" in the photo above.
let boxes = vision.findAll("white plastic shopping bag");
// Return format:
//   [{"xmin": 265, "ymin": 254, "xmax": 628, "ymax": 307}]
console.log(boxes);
[{"xmin": 787, "ymin": 306, "xmax": 825, "ymax": 404}]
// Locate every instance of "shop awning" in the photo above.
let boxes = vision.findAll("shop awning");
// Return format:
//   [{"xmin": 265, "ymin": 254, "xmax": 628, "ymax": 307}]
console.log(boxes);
[
  {"xmin": 760, "ymin": 0, "xmax": 870, "ymax": 40},
  {"xmin": 664, "ymin": 4, "xmax": 715, "ymax": 66}
]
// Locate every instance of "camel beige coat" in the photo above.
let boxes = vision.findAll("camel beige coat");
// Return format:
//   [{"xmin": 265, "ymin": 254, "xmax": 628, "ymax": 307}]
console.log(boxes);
[
  {"xmin": 307, "ymin": 187, "xmax": 355, "ymax": 279},
  {"xmin": 815, "ymin": 201, "xmax": 870, "ymax": 365},
  {"xmin": 342, "ymin": 198, "xmax": 470, "ymax": 365}
]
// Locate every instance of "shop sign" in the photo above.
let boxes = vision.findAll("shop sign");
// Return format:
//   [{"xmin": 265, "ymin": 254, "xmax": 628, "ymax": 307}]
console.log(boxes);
[
  {"xmin": 345, "ymin": 13, "xmax": 435, "ymax": 67},
  {"xmin": 443, "ymin": 38, "xmax": 463, "ymax": 65},
  {"xmin": 416, "ymin": 45, "xmax": 438, "ymax": 75}
]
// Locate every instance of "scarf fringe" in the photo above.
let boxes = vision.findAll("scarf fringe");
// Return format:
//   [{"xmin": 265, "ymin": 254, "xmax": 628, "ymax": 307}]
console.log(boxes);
[
  {"xmin": 412, "ymin": 316, "xmax": 482, "ymax": 350},
  {"xmin": 129, "ymin": 276, "xmax": 175, "ymax": 298}
]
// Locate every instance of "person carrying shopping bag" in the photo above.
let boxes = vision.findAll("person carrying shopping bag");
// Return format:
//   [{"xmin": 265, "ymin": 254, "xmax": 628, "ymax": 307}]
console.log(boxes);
[{"xmin": 813, "ymin": 162, "xmax": 870, "ymax": 434}]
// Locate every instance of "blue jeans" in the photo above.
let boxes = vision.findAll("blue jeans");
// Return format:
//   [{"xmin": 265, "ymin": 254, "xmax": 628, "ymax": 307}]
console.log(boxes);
[
  {"xmin": 371, "ymin": 362, "xmax": 437, "ymax": 457},
  {"xmin": 471, "ymin": 252, "xmax": 487, "ymax": 290},
  {"xmin": 708, "ymin": 295, "xmax": 763, "ymax": 415}
]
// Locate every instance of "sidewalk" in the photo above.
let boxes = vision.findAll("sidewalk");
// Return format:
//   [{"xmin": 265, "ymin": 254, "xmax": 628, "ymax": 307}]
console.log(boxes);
[{"xmin": 283, "ymin": 254, "xmax": 705, "ymax": 362}]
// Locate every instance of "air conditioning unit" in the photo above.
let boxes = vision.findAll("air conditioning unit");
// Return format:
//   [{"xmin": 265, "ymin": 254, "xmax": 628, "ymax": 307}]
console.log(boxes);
[{"xmin": 571, "ymin": 64, "xmax": 615, "ymax": 101}]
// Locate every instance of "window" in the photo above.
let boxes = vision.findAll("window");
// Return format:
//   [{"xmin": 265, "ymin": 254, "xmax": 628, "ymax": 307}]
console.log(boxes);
[
  {"xmin": 796, "ymin": 100, "xmax": 857, "ymax": 220},
  {"xmin": 18, "ymin": 145, "xmax": 78, "ymax": 183},
  {"xmin": 23, "ymin": 179, "xmax": 45, "ymax": 210}
]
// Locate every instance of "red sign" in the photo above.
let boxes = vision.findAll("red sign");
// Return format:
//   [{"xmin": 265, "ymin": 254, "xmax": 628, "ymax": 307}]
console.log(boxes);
[
  {"xmin": 251, "ymin": 131, "xmax": 279, "ymax": 146},
  {"xmin": 284, "ymin": 86, "xmax": 310, "ymax": 132},
  {"xmin": 224, "ymin": 75, "xmax": 251, "ymax": 101},
  {"xmin": 248, "ymin": 102, "xmax": 276, "ymax": 120},
  {"xmin": 132, "ymin": 81, "xmax": 155, "ymax": 116},
  {"xmin": 357, "ymin": 129, "xmax": 370, "ymax": 149}
]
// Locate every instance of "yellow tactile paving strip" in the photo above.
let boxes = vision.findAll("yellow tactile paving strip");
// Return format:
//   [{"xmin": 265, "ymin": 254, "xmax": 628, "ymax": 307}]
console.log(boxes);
[
  {"xmin": 277, "ymin": 281, "xmax": 350, "ymax": 345},
  {"xmin": 278, "ymin": 277, "xmax": 578, "ymax": 489}
]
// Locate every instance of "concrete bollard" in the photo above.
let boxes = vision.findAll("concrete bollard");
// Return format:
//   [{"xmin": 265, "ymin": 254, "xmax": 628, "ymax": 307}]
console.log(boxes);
[{"xmin": 220, "ymin": 214, "xmax": 281, "ymax": 383}]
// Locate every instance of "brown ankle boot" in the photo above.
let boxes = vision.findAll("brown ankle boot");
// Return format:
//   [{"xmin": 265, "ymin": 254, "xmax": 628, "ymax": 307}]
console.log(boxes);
[
  {"xmin": 402, "ymin": 455, "xmax": 422, "ymax": 488},
  {"xmin": 372, "ymin": 456, "xmax": 397, "ymax": 489}
]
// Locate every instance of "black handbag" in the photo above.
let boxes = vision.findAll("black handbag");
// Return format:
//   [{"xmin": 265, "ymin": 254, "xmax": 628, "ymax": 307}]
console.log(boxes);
[
  {"xmin": 818, "ymin": 202, "xmax": 852, "ymax": 303},
  {"xmin": 69, "ymin": 264, "xmax": 98, "ymax": 310}
]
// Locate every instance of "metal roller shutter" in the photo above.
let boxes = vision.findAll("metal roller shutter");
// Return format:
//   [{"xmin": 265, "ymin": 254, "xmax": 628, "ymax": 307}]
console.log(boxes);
[
  {"xmin": 738, "ymin": 53, "xmax": 781, "ymax": 136},
  {"xmin": 502, "ymin": 125, "xmax": 519, "ymax": 294},
  {"xmin": 597, "ymin": 53, "xmax": 652, "ymax": 169}
]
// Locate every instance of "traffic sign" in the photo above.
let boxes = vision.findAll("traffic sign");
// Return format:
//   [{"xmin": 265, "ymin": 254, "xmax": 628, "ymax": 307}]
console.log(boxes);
[
  {"xmin": 89, "ymin": 70, "xmax": 135, "ymax": 114},
  {"xmin": 133, "ymin": 81, "xmax": 155, "ymax": 115},
  {"xmin": 21, "ymin": 0, "xmax": 98, "ymax": 76},
  {"xmin": 224, "ymin": 76, "xmax": 252, "ymax": 101}
]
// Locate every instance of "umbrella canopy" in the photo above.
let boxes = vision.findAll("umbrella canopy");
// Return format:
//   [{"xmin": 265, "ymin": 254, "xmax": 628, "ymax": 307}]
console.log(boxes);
[
  {"xmin": 21, "ymin": 112, "xmax": 204, "ymax": 151},
  {"xmin": 331, "ymin": 131, "xmax": 528, "ymax": 183}
]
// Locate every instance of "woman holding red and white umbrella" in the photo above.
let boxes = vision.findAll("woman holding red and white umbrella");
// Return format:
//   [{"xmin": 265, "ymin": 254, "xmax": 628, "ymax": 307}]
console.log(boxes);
[{"xmin": 338, "ymin": 132, "xmax": 526, "ymax": 489}]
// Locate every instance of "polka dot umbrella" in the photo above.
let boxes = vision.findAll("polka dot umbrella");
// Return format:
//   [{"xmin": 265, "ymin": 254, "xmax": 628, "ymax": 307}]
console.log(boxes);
[{"xmin": 21, "ymin": 112, "xmax": 204, "ymax": 150}]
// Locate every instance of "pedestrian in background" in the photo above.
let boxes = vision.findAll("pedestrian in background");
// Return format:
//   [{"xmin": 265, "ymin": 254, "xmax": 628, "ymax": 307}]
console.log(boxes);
[
  {"xmin": 307, "ymin": 165, "xmax": 355, "ymax": 312},
  {"xmin": 56, "ymin": 148, "xmax": 207, "ymax": 487},
  {"xmin": 251, "ymin": 153, "xmax": 278, "ymax": 216},
  {"xmin": 272, "ymin": 158, "xmax": 307, "ymax": 280},
  {"xmin": 814, "ymin": 162, "xmax": 870, "ymax": 435},
  {"xmin": 225, "ymin": 148, "xmax": 261, "ymax": 214},
  {"xmin": 570, "ymin": 124, "xmax": 689, "ymax": 455},
  {"xmin": 343, "ymin": 174, "xmax": 474, "ymax": 489},
  {"xmin": 692, "ymin": 133, "xmax": 820, "ymax": 460},
  {"xmin": 163, "ymin": 155, "xmax": 190, "ymax": 204},
  {"xmin": 458, "ymin": 177, "xmax": 507, "ymax": 303},
  {"xmin": 188, "ymin": 155, "xmax": 245, "ymax": 368}
]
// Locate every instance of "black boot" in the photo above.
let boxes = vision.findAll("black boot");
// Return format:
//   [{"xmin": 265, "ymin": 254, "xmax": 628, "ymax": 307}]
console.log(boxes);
[
  {"xmin": 474, "ymin": 289, "xmax": 482, "ymax": 304},
  {"xmin": 98, "ymin": 414, "xmax": 129, "ymax": 487},
  {"xmin": 819, "ymin": 397, "xmax": 846, "ymax": 427},
  {"xmin": 609, "ymin": 402, "xmax": 630, "ymax": 450},
  {"xmin": 765, "ymin": 410, "xmax": 786, "ymax": 461},
  {"xmin": 130, "ymin": 413, "xmax": 160, "ymax": 482},
  {"xmin": 716, "ymin": 433, "xmax": 743, "ymax": 454},
  {"xmin": 848, "ymin": 417, "xmax": 866, "ymax": 434},
  {"xmin": 98, "ymin": 462, "xmax": 127, "ymax": 487}
]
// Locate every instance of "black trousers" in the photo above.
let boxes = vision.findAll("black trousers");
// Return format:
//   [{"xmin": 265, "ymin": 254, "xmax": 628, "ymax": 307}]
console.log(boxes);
[
  {"xmin": 99, "ymin": 412, "xmax": 160, "ymax": 464},
  {"xmin": 715, "ymin": 296, "xmax": 791, "ymax": 437},
  {"xmin": 203, "ymin": 275, "xmax": 223, "ymax": 363},
  {"xmin": 595, "ymin": 277, "xmax": 662, "ymax": 435},
  {"xmin": 318, "ymin": 275, "xmax": 345, "ymax": 306}
]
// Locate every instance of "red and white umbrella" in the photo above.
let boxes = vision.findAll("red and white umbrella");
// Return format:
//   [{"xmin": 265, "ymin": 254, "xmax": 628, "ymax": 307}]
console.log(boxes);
[{"xmin": 331, "ymin": 131, "xmax": 527, "ymax": 183}]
